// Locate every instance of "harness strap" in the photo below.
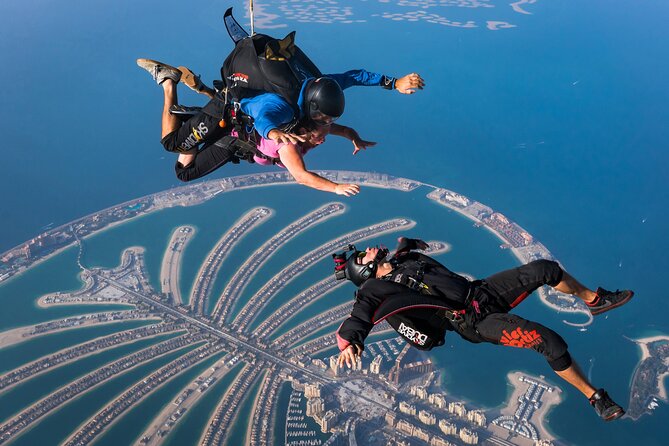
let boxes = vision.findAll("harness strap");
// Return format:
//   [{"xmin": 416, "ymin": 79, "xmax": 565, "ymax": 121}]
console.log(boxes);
[
  {"xmin": 435, "ymin": 308, "xmax": 466, "ymax": 324},
  {"xmin": 385, "ymin": 260, "xmax": 431, "ymax": 293},
  {"xmin": 222, "ymin": 103, "xmax": 282, "ymax": 165},
  {"xmin": 435, "ymin": 280, "xmax": 486, "ymax": 328}
]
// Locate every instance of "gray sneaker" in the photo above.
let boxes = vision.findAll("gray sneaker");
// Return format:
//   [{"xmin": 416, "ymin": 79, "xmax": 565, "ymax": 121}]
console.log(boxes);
[{"xmin": 136, "ymin": 59, "xmax": 182, "ymax": 85}]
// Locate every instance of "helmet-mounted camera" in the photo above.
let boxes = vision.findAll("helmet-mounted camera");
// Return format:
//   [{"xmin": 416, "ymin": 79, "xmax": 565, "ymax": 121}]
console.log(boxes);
[{"xmin": 332, "ymin": 244, "xmax": 389, "ymax": 287}]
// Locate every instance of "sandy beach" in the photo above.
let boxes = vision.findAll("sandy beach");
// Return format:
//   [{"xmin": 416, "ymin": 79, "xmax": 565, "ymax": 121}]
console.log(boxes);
[
  {"xmin": 210, "ymin": 202, "xmax": 346, "ymax": 320},
  {"xmin": 489, "ymin": 371, "xmax": 562, "ymax": 445},
  {"xmin": 0, "ymin": 315, "xmax": 160, "ymax": 349},
  {"xmin": 36, "ymin": 296, "xmax": 132, "ymax": 309},
  {"xmin": 0, "ymin": 328, "xmax": 182, "ymax": 394},
  {"xmin": 189, "ymin": 208, "xmax": 274, "ymax": 308},
  {"xmin": 139, "ymin": 354, "xmax": 232, "ymax": 446},
  {"xmin": 160, "ymin": 225, "xmax": 197, "ymax": 306},
  {"xmin": 632, "ymin": 335, "xmax": 669, "ymax": 400},
  {"xmin": 634, "ymin": 335, "xmax": 669, "ymax": 360}
]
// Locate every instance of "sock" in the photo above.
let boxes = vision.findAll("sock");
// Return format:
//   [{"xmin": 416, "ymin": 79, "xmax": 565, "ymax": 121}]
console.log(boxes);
[{"xmin": 585, "ymin": 292, "xmax": 601, "ymax": 307}]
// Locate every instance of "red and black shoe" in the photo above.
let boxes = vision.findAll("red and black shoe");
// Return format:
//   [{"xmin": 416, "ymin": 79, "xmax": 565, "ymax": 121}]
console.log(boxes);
[
  {"xmin": 586, "ymin": 288, "xmax": 634, "ymax": 316},
  {"xmin": 589, "ymin": 389, "xmax": 625, "ymax": 421}
]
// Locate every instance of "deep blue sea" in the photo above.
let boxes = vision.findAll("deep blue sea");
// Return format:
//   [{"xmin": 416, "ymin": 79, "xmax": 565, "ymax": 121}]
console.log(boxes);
[{"xmin": 1, "ymin": 0, "xmax": 668, "ymax": 445}]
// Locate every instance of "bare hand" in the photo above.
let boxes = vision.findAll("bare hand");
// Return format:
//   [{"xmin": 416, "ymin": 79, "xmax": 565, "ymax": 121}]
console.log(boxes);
[
  {"xmin": 268, "ymin": 129, "xmax": 308, "ymax": 145},
  {"xmin": 334, "ymin": 183, "xmax": 360, "ymax": 197},
  {"xmin": 352, "ymin": 136, "xmax": 377, "ymax": 155},
  {"xmin": 395, "ymin": 73, "xmax": 425, "ymax": 95},
  {"xmin": 338, "ymin": 345, "xmax": 362, "ymax": 368}
]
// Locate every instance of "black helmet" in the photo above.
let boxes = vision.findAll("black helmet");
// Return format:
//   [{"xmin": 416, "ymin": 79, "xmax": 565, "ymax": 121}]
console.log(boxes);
[
  {"xmin": 305, "ymin": 77, "xmax": 345, "ymax": 126},
  {"xmin": 333, "ymin": 245, "xmax": 389, "ymax": 287}
]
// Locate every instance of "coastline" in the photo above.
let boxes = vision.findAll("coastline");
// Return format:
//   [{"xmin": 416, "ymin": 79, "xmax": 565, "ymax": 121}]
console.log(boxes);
[
  {"xmin": 0, "ymin": 316, "xmax": 160, "ymax": 349},
  {"xmin": 489, "ymin": 371, "xmax": 562, "ymax": 444},
  {"xmin": 159, "ymin": 225, "xmax": 197, "ymax": 306},
  {"xmin": 3, "ymin": 340, "xmax": 206, "ymax": 439},
  {"xmin": 0, "ymin": 328, "xmax": 184, "ymax": 394},
  {"xmin": 34, "ymin": 246, "xmax": 148, "ymax": 310},
  {"xmin": 211, "ymin": 202, "xmax": 346, "ymax": 322},
  {"xmin": 631, "ymin": 334, "xmax": 669, "ymax": 401},
  {"xmin": 137, "ymin": 353, "xmax": 231, "ymax": 446},
  {"xmin": 59, "ymin": 341, "xmax": 209, "ymax": 446},
  {"xmin": 0, "ymin": 171, "xmax": 421, "ymax": 287},
  {"xmin": 187, "ymin": 207, "xmax": 274, "ymax": 309},
  {"xmin": 426, "ymin": 189, "xmax": 592, "ymax": 325},
  {"xmin": 0, "ymin": 204, "xmax": 157, "ymax": 286},
  {"xmin": 244, "ymin": 370, "xmax": 270, "ymax": 446},
  {"xmin": 35, "ymin": 297, "xmax": 132, "ymax": 309}
]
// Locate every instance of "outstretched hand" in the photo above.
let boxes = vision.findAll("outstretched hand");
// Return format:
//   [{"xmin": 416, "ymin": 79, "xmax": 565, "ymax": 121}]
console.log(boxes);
[
  {"xmin": 268, "ymin": 129, "xmax": 308, "ymax": 145},
  {"xmin": 335, "ymin": 183, "xmax": 360, "ymax": 197},
  {"xmin": 338, "ymin": 344, "xmax": 362, "ymax": 368},
  {"xmin": 395, "ymin": 73, "xmax": 425, "ymax": 95},
  {"xmin": 352, "ymin": 134, "xmax": 377, "ymax": 155}
]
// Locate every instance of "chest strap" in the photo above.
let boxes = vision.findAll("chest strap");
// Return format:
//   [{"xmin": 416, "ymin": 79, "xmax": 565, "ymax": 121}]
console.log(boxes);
[{"xmin": 384, "ymin": 260, "xmax": 430, "ymax": 293}]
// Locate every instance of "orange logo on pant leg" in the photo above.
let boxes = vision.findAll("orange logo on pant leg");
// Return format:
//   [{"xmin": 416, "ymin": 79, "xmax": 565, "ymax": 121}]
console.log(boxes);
[{"xmin": 500, "ymin": 327, "xmax": 543, "ymax": 348}]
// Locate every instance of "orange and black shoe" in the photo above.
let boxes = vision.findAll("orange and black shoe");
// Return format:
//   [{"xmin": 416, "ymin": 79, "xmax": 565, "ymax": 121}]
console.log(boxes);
[
  {"xmin": 589, "ymin": 389, "xmax": 625, "ymax": 421},
  {"xmin": 586, "ymin": 288, "xmax": 634, "ymax": 316}
]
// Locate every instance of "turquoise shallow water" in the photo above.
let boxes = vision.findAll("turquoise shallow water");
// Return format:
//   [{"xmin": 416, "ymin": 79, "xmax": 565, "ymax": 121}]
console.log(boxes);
[
  {"xmin": 0, "ymin": 330, "xmax": 179, "ymax": 423},
  {"xmin": 7, "ymin": 344, "xmax": 203, "ymax": 446},
  {"xmin": 272, "ymin": 382, "xmax": 292, "ymax": 445},
  {"xmin": 224, "ymin": 370, "xmax": 265, "ymax": 446},
  {"xmin": 164, "ymin": 362, "xmax": 244, "ymax": 446},
  {"xmin": 0, "ymin": 320, "xmax": 152, "ymax": 374},
  {"xmin": 1, "ymin": 180, "xmax": 666, "ymax": 445},
  {"xmin": 94, "ymin": 351, "xmax": 227, "ymax": 446},
  {"xmin": 2, "ymin": 0, "xmax": 668, "ymax": 444}
]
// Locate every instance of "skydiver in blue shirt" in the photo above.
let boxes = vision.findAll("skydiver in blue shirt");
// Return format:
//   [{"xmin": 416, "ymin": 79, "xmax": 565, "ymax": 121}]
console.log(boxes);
[
  {"xmin": 236, "ymin": 69, "xmax": 425, "ymax": 145},
  {"xmin": 136, "ymin": 59, "xmax": 424, "ymax": 190}
]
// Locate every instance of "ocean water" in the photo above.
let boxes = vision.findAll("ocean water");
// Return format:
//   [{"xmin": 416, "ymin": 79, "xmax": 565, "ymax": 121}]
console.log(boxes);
[
  {"xmin": 9, "ymin": 344, "xmax": 203, "ymax": 446},
  {"xmin": 0, "ymin": 183, "xmax": 522, "ymax": 445},
  {"xmin": 2, "ymin": 0, "xmax": 668, "ymax": 444},
  {"xmin": 0, "ymin": 320, "xmax": 153, "ymax": 373},
  {"xmin": 0, "ymin": 330, "xmax": 179, "ymax": 422},
  {"xmin": 94, "ymin": 351, "xmax": 228, "ymax": 446},
  {"xmin": 225, "ymin": 371, "xmax": 264, "ymax": 446},
  {"xmin": 164, "ymin": 362, "xmax": 245, "ymax": 446}
]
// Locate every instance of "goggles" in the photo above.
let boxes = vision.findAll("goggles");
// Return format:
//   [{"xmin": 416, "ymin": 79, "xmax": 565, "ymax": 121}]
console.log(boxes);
[{"xmin": 309, "ymin": 109, "xmax": 338, "ymax": 127}]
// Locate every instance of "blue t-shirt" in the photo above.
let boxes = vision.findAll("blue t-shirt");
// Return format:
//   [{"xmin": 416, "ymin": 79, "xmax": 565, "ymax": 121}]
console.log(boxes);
[{"xmin": 239, "ymin": 69, "xmax": 386, "ymax": 139}]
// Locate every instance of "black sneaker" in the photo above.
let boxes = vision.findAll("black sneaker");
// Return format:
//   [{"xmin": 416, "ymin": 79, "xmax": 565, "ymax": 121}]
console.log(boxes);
[
  {"xmin": 586, "ymin": 288, "xmax": 634, "ymax": 316},
  {"xmin": 589, "ymin": 389, "xmax": 625, "ymax": 421}
]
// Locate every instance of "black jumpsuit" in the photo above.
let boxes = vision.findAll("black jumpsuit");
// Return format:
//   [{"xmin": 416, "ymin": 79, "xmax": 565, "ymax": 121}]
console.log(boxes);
[{"xmin": 336, "ymin": 252, "xmax": 573, "ymax": 371}]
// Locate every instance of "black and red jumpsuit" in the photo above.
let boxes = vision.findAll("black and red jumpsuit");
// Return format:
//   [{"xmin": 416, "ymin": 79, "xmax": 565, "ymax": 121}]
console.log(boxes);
[{"xmin": 336, "ymin": 251, "xmax": 573, "ymax": 371}]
